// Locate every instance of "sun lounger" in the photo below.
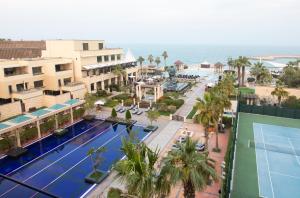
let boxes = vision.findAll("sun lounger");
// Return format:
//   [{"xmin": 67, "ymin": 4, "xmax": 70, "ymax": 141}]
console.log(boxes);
[
  {"xmin": 132, "ymin": 109, "xmax": 138, "ymax": 114},
  {"xmin": 128, "ymin": 104, "xmax": 135, "ymax": 110},
  {"xmin": 137, "ymin": 110, "xmax": 143, "ymax": 115},
  {"xmin": 119, "ymin": 107, "xmax": 126, "ymax": 113},
  {"xmin": 144, "ymin": 107, "xmax": 150, "ymax": 112},
  {"xmin": 116, "ymin": 106, "xmax": 122, "ymax": 112}
]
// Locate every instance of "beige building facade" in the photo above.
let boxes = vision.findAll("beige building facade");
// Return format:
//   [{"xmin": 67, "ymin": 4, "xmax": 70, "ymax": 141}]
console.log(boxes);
[{"xmin": 0, "ymin": 40, "xmax": 139, "ymax": 121}]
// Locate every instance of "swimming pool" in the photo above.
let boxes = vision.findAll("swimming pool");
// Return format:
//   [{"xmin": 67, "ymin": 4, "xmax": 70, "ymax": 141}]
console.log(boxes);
[{"xmin": 0, "ymin": 119, "xmax": 149, "ymax": 198}]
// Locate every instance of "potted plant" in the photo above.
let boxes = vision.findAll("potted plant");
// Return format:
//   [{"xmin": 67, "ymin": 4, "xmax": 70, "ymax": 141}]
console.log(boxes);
[
  {"xmin": 145, "ymin": 110, "xmax": 159, "ymax": 132},
  {"xmin": 85, "ymin": 147, "xmax": 108, "ymax": 184}
]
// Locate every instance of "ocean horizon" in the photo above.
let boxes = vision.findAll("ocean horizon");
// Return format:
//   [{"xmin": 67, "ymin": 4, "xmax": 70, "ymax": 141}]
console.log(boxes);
[{"xmin": 110, "ymin": 43, "xmax": 300, "ymax": 65}]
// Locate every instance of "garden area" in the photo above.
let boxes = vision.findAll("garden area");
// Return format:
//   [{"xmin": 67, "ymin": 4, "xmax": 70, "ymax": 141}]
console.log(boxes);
[{"xmin": 154, "ymin": 95, "xmax": 184, "ymax": 116}]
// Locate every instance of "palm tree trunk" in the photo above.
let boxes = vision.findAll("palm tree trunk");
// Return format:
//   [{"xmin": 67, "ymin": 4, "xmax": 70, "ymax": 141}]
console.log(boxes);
[
  {"xmin": 215, "ymin": 123, "xmax": 219, "ymax": 150},
  {"xmin": 241, "ymin": 66, "xmax": 245, "ymax": 86},
  {"xmin": 205, "ymin": 128, "xmax": 209, "ymax": 150},
  {"xmin": 183, "ymin": 180, "xmax": 195, "ymax": 198},
  {"xmin": 237, "ymin": 67, "xmax": 241, "ymax": 87}
]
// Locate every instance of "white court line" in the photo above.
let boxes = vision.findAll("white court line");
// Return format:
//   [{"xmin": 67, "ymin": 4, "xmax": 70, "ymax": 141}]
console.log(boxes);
[
  {"xmin": 287, "ymin": 138, "xmax": 300, "ymax": 166},
  {"xmin": 270, "ymin": 171, "xmax": 300, "ymax": 180},
  {"xmin": 30, "ymin": 129, "xmax": 124, "ymax": 198},
  {"xmin": 261, "ymin": 125, "xmax": 275, "ymax": 198},
  {"xmin": 253, "ymin": 125, "xmax": 262, "ymax": 198},
  {"xmin": 0, "ymin": 122, "xmax": 116, "ymax": 197},
  {"xmin": 6, "ymin": 120, "xmax": 105, "ymax": 175},
  {"xmin": 33, "ymin": 124, "xmax": 146, "ymax": 198}
]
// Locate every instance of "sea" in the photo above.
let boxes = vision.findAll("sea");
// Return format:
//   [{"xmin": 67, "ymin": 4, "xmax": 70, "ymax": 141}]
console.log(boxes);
[{"xmin": 110, "ymin": 43, "xmax": 300, "ymax": 66}]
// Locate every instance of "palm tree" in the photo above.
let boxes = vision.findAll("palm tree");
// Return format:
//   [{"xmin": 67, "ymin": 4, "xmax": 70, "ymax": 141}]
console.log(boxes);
[
  {"xmin": 232, "ymin": 59, "xmax": 242, "ymax": 86},
  {"xmin": 137, "ymin": 56, "xmax": 145, "ymax": 79},
  {"xmin": 194, "ymin": 92, "xmax": 218, "ymax": 149},
  {"xmin": 250, "ymin": 62, "xmax": 272, "ymax": 84},
  {"xmin": 227, "ymin": 57, "xmax": 234, "ymax": 71},
  {"xmin": 157, "ymin": 137, "xmax": 217, "ymax": 198},
  {"xmin": 162, "ymin": 51, "xmax": 168, "ymax": 67},
  {"xmin": 87, "ymin": 147, "xmax": 106, "ymax": 174},
  {"xmin": 112, "ymin": 65, "xmax": 126, "ymax": 85},
  {"xmin": 113, "ymin": 138, "xmax": 160, "ymax": 198},
  {"xmin": 148, "ymin": 54, "xmax": 154, "ymax": 65},
  {"xmin": 238, "ymin": 56, "xmax": 251, "ymax": 86},
  {"xmin": 155, "ymin": 57, "xmax": 161, "ymax": 67},
  {"xmin": 271, "ymin": 84, "xmax": 289, "ymax": 105}
]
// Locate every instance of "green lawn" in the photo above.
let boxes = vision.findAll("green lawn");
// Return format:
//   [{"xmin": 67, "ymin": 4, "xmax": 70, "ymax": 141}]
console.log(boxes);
[
  {"xmin": 186, "ymin": 107, "xmax": 197, "ymax": 119},
  {"xmin": 231, "ymin": 112, "xmax": 300, "ymax": 198}
]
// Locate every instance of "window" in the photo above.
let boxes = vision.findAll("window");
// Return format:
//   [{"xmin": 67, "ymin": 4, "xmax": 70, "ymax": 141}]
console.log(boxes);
[
  {"xmin": 97, "ymin": 56, "xmax": 102, "ymax": 63},
  {"xmin": 104, "ymin": 55, "xmax": 109, "ymax": 62},
  {"xmin": 117, "ymin": 54, "xmax": 121, "ymax": 60},
  {"xmin": 34, "ymin": 80, "xmax": 43, "ymax": 88},
  {"xmin": 58, "ymin": 79, "xmax": 61, "ymax": 87},
  {"xmin": 90, "ymin": 83, "xmax": 95, "ymax": 91},
  {"xmin": 63, "ymin": 78, "xmax": 71, "ymax": 85},
  {"xmin": 83, "ymin": 43, "xmax": 89, "ymax": 51},
  {"xmin": 8, "ymin": 85, "xmax": 12, "ymax": 94},
  {"xmin": 55, "ymin": 65, "xmax": 61, "ymax": 72},
  {"xmin": 16, "ymin": 83, "xmax": 25, "ymax": 92},
  {"xmin": 98, "ymin": 43, "xmax": 103, "ymax": 50},
  {"xmin": 111, "ymin": 55, "xmax": 115, "ymax": 61},
  {"xmin": 32, "ymin": 67, "xmax": 42, "ymax": 75}
]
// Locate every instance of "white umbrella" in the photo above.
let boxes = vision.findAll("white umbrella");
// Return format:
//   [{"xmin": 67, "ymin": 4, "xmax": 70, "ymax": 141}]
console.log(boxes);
[{"xmin": 94, "ymin": 100, "xmax": 105, "ymax": 105}]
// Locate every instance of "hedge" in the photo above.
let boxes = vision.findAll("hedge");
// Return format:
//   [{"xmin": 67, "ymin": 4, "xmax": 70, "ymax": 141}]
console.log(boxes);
[
  {"xmin": 73, "ymin": 108, "xmax": 85, "ymax": 120},
  {"xmin": 58, "ymin": 113, "xmax": 71, "ymax": 126},
  {"xmin": 40, "ymin": 118, "xmax": 55, "ymax": 134},
  {"xmin": 20, "ymin": 126, "xmax": 38, "ymax": 144}
]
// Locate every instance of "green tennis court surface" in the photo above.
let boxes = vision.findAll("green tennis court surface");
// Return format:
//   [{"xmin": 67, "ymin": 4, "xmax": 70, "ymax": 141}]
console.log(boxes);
[{"xmin": 231, "ymin": 112, "xmax": 300, "ymax": 198}]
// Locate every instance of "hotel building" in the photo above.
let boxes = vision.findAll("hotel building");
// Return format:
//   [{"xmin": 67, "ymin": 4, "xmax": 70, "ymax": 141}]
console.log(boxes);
[{"xmin": 0, "ymin": 40, "xmax": 139, "ymax": 121}]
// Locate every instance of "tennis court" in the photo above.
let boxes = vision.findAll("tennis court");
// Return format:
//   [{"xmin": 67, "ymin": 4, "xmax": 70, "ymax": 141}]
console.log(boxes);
[{"xmin": 231, "ymin": 112, "xmax": 300, "ymax": 198}]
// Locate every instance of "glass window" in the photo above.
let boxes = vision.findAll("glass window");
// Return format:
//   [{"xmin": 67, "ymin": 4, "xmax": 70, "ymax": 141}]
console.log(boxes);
[
  {"xmin": 104, "ymin": 55, "xmax": 109, "ymax": 62},
  {"xmin": 111, "ymin": 55, "xmax": 115, "ymax": 61},
  {"xmin": 98, "ymin": 43, "xmax": 103, "ymax": 49},
  {"xmin": 117, "ymin": 54, "xmax": 121, "ymax": 60},
  {"xmin": 63, "ymin": 78, "xmax": 71, "ymax": 85},
  {"xmin": 83, "ymin": 43, "xmax": 89, "ymax": 51},
  {"xmin": 32, "ymin": 67, "xmax": 42, "ymax": 75},
  {"xmin": 58, "ymin": 79, "xmax": 61, "ymax": 87},
  {"xmin": 90, "ymin": 83, "xmax": 95, "ymax": 91},
  {"xmin": 97, "ymin": 56, "xmax": 102, "ymax": 63},
  {"xmin": 16, "ymin": 83, "xmax": 25, "ymax": 92},
  {"xmin": 34, "ymin": 80, "xmax": 43, "ymax": 88},
  {"xmin": 8, "ymin": 85, "xmax": 12, "ymax": 94}
]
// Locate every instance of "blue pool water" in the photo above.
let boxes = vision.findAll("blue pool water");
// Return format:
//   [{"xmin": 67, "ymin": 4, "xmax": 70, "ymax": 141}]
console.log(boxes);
[{"xmin": 0, "ymin": 120, "xmax": 149, "ymax": 198}]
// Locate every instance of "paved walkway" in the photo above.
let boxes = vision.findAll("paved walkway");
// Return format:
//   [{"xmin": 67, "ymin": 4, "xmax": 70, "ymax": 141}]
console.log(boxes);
[{"xmin": 176, "ymin": 83, "xmax": 205, "ymax": 118}]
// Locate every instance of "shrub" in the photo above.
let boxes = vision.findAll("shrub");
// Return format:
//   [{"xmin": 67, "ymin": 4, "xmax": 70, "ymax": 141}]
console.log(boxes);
[
  {"xmin": 125, "ymin": 110, "xmax": 132, "ymax": 121},
  {"xmin": 168, "ymin": 105, "xmax": 177, "ymax": 113},
  {"xmin": 124, "ymin": 98, "xmax": 133, "ymax": 106},
  {"xmin": 146, "ymin": 110, "xmax": 160, "ymax": 126},
  {"xmin": 0, "ymin": 137, "xmax": 14, "ymax": 152},
  {"xmin": 173, "ymin": 99, "xmax": 184, "ymax": 108},
  {"xmin": 111, "ymin": 108, "xmax": 117, "ymax": 118},
  {"xmin": 73, "ymin": 108, "xmax": 85, "ymax": 120},
  {"xmin": 109, "ymin": 84, "xmax": 120, "ymax": 92},
  {"xmin": 139, "ymin": 100, "xmax": 150, "ymax": 108},
  {"xmin": 40, "ymin": 118, "xmax": 55, "ymax": 134},
  {"xmin": 112, "ymin": 93, "xmax": 131, "ymax": 102},
  {"xmin": 96, "ymin": 90, "xmax": 109, "ymax": 97},
  {"xmin": 20, "ymin": 126, "xmax": 38, "ymax": 144},
  {"xmin": 107, "ymin": 188, "xmax": 122, "ymax": 198},
  {"xmin": 58, "ymin": 113, "xmax": 71, "ymax": 126}
]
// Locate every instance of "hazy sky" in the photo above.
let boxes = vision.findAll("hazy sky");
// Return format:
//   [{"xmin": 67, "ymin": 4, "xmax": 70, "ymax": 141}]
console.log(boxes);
[{"xmin": 1, "ymin": 0, "xmax": 300, "ymax": 46}]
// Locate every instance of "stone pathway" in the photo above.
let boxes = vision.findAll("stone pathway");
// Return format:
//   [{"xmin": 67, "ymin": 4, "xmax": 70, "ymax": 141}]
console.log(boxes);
[{"xmin": 176, "ymin": 83, "xmax": 205, "ymax": 118}]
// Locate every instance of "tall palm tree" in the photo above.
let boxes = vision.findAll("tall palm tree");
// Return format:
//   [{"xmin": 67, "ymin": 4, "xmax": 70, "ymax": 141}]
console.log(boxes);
[
  {"xmin": 155, "ymin": 57, "xmax": 161, "ymax": 67},
  {"xmin": 238, "ymin": 56, "xmax": 251, "ymax": 86},
  {"xmin": 137, "ymin": 56, "xmax": 145, "ymax": 80},
  {"xmin": 250, "ymin": 62, "xmax": 272, "ymax": 84},
  {"xmin": 194, "ymin": 92, "xmax": 218, "ymax": 149},
  {"xmin": 232, "ymin": 59, "xmax": 242, "ymax": 86},
  {"xmin": 113, "ymin": 138, "xmax": 160, "ymax": 198},
  {"xmin": 157, "ymin": 137, "xmax": 217, "ymax": 198},
  {"xmin": 112, "ymin": 64, "xmax": 126, "ymax": 85},
  {"xmin": 271, "ymin": 84, "xmax": 289, "ymax": 105},
  {"xmin": 162, "ymin": 51, "xmax": 168, "ymax": 67},
  {"xmin": 148, "ymin": 54, "xmax": 154, "ymax": 65},
  {"xmin": 227, "ymin": 57, "xmax": 234, "ymax": 71}
]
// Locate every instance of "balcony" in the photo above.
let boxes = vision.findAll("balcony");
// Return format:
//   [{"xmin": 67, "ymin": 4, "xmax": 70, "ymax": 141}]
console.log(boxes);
[
  {"xmin": 12, "ymin": 87, "xmax": 44, "ymax": 100},
  {"xmin": 61, "ymin": 82, "xmax": 85, "ymax": 92},
  {"xmin": 4, "ymin": 66, "xmax": 29, "ymax": 77}
]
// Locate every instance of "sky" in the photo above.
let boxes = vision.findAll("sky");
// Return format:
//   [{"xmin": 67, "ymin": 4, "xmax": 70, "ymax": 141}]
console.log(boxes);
[{"xmin": 0, "ymin": 0, "xmax": 300, "ymax": 46}]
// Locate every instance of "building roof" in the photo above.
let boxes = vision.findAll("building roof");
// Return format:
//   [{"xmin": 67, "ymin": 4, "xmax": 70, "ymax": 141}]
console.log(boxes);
[
  {"xmin": 201, "ymin": 61, "xmax": 210, "ymax": 65},
  {"xmin": 82, "ymin": 49, "xmax": 137, "ymax": 70},
  {"xmin": 48, "ymin": 104, "xmax": 67, "ymax": 110},
  {"xmin": 174, "ymin": 60, "xmax": 184, "ymax": 65},
  {"xmin": 0, "ymin": 40, "xmax": 45, "ymax": 59},
  {"xmin": 30, "ymin": 109, "xmax": 51, "ymax": 117},
  {"xmin": 64, "ymin": 99, "xmax": 80, "ymax": 105},
  {"xmin": 0, "ymin": 123, "xmax": 10, "ymax": 130},
  {"xmin": 7, "ymin": 115, "xmax": 32, "ymax": 124}
]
